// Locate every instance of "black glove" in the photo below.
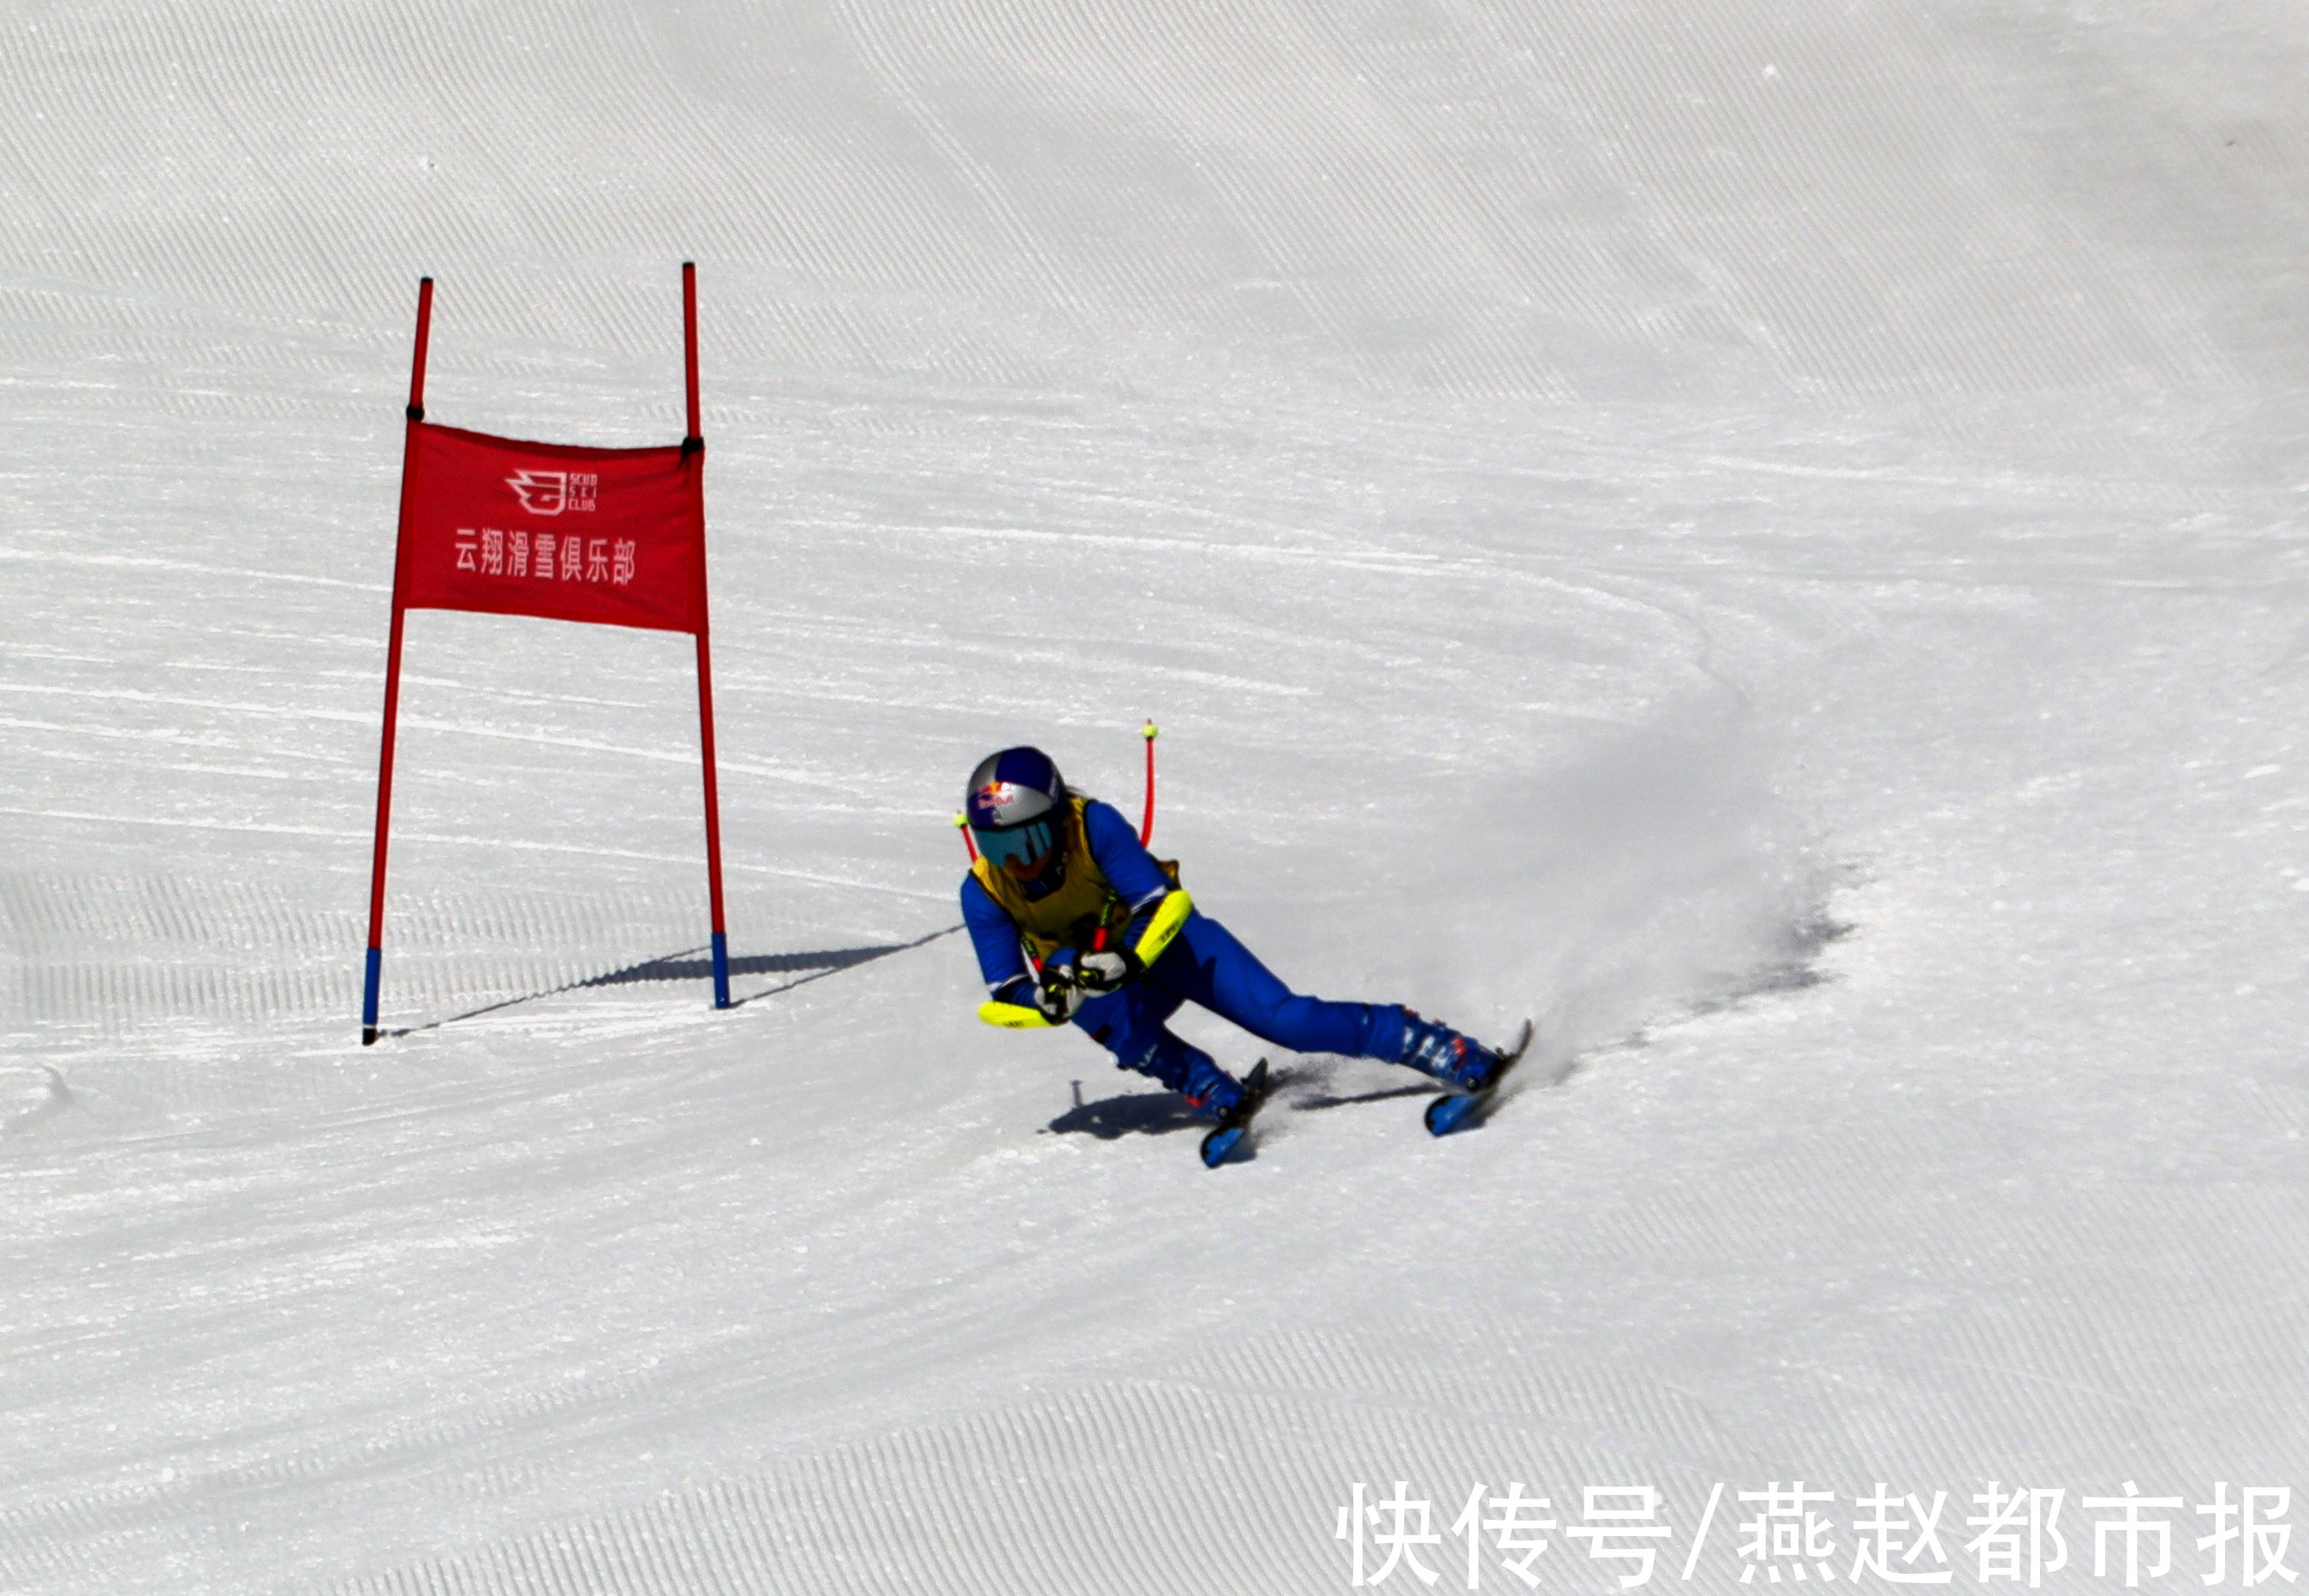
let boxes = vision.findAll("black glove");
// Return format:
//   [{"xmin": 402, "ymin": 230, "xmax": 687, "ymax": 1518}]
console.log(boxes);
[{"xmin": 1035, "ymin": 950, "xmax": 1084, "ymax": 1023}]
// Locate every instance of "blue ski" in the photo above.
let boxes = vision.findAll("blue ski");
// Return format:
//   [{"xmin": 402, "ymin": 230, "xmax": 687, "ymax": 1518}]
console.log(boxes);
[
  {"xmin": 1198, "ymin": 1058, "xmax": 1273, "ymax": 1169},
  {"xmin": 1423, "ymin": 1021, "xmax": 1535, "ymax": 1137}
]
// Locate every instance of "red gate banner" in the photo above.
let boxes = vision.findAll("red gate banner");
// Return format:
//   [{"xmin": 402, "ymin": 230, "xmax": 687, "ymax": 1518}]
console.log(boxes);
[{"xmin": 397, "ymin": 426, "xmax": 704, "ymax": 634}]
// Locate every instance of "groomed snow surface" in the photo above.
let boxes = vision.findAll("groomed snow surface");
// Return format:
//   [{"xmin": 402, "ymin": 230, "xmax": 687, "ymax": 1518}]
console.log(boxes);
[{"xmin": 5, "ymin": 1, "xmax": 2307, "ymax": 1591}]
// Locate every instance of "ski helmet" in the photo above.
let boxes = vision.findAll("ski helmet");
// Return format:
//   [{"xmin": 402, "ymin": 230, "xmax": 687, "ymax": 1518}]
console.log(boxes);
[{"xmin": 965, "ymin": 747, "xmax": 1067, "ymax": 877}]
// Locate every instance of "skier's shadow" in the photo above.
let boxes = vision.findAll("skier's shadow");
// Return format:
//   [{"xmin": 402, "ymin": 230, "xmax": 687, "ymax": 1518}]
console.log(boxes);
[
  {"xmin": 1292, "ymin": 1082, "xmax": 1434, "ymax": 1111},
  {"xmin": 1044, "ymin": 1081, "xmax": 1206, "ymax": 1140},
  {"xmin": 1043, "ymin": 1063, "xmax": 1316, "ymax": 1143}
]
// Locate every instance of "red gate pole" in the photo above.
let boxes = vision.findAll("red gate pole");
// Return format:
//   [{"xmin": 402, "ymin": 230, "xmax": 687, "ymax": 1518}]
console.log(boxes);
[
  {"xmin": 682, "ymin": 262, "xmax": 731, "ymax": 1009},
  {"xmin": 1139, "ymin": 720, "xmax": 1159, "ymax": 845},
  {"xmin": 364, "ymin": 276, "xmax": 433, "ymax": 1044}
]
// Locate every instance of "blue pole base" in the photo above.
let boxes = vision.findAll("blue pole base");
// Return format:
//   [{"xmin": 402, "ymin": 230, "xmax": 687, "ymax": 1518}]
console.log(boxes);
[
  {"xmin": 362, "ymin": 946, "xmax": 384, "ymax": 1044},
  {"xmin": 711, "ymin": 932, "xmax": 731, "ymax": 1009}
]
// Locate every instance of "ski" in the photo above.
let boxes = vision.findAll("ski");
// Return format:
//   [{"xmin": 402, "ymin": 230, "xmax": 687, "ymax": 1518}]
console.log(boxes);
[
  {"xmin": 1198, "ymin": 1057, "xmax": 1273, "ymax": 1169},
  {"xmin": 1423, "ymin": 1020, "xmax": 1535, "ymax": 1137}
]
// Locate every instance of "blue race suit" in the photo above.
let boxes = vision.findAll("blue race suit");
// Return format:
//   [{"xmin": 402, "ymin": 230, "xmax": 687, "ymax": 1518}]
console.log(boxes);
[{"xmin": 963, "ymin": 800, "xmax": 1410, "ymax": 1110}]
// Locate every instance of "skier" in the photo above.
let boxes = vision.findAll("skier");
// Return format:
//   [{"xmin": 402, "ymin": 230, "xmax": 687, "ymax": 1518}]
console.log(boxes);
[{"xmin": 960, "ymin": 745, "xmax": 1507, "ymax": 1127}]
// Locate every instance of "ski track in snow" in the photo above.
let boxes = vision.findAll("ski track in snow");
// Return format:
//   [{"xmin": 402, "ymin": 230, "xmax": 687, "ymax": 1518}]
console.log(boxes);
[{"xmin": 5, "ymin": 0, "xmax": 2309, "ymax": 1590}]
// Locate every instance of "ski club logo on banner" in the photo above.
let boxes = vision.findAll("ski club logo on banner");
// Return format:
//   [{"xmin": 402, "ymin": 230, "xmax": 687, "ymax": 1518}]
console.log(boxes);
[{"xmin": 505, "ymin": 469, "xmax": 599, "ymax": 516}]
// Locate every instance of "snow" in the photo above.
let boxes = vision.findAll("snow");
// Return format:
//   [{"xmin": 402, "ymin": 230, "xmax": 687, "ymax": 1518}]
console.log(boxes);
[{"xmin": 4, "ymin": 0, "xmax": 2306, "ymax": 1589}]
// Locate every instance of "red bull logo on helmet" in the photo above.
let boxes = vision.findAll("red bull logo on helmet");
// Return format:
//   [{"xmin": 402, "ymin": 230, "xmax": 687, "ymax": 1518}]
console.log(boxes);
[{"xmin": 971, "ymin": 781, "xmax": 1020, "ymax": 825}]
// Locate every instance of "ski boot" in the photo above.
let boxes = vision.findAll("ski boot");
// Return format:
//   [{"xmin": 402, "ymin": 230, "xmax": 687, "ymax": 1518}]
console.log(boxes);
[
  {"xmin": 1197, "ymin": 1059, "xmax": 1272, "ymax": 1169},
  {"xmin": 1423, "ymin": 1020, "xmax": 1534, "ymax": 1135},
  {"xmin": 1395, "ymin": 1009, "xmax": 1501, "ymax": 1093}
]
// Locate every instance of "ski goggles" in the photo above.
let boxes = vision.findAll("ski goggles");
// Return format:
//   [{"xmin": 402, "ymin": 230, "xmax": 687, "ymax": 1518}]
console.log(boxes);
[{"xmin": 975, "ymin": 817, "xmax": 1055, "ymax": 870}]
